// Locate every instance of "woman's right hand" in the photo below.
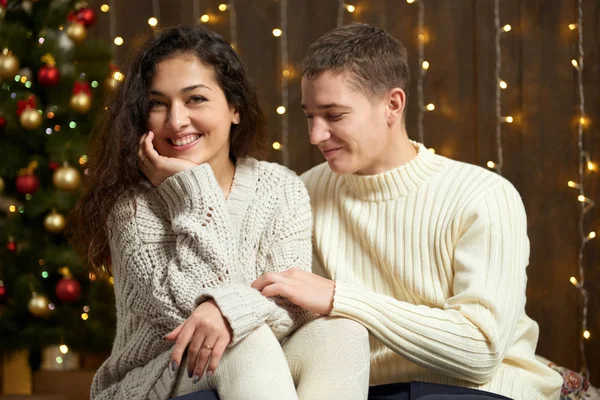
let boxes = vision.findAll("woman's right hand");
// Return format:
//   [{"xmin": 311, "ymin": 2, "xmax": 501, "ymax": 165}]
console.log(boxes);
[
  {"xmin": 164, "ymin": 300, "xmax": 232, "ymax": 383},
  {"xmin": 138, "ymin": 131, "xmax": 197, "ymax": 186}
]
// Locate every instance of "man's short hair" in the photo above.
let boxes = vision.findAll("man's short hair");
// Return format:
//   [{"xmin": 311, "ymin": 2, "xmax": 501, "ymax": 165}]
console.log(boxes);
[{"xmin": 301, "ymin": 23, "xmax": 411, "ymax": 102}]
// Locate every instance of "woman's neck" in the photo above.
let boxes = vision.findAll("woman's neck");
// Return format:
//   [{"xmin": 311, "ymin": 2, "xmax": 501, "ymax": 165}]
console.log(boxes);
[{"xmin": 210, "ymin": 155, "xmax": 236, "ymax": 199}]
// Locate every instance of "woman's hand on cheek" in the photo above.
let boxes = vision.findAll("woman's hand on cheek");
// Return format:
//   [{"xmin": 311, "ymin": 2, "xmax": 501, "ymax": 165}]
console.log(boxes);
[{"xmin": 137, "ymin": 131, "xmax": 197, "ymax": 186}]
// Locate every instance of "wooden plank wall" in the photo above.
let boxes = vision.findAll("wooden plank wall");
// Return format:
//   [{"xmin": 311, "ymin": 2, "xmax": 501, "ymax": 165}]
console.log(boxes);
[{"xmin": 89, "ymin": 0, "xmax": 600, "ymax": 384}]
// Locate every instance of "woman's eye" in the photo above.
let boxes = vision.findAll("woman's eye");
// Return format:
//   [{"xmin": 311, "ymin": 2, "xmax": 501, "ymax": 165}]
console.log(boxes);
[
  {"xmin": 188, "ymin": 96, "xmax": 207, "ymax": 104},
  {"xmin": 149, "ymin": 100, "xmax": 166, "ymax": 108}
]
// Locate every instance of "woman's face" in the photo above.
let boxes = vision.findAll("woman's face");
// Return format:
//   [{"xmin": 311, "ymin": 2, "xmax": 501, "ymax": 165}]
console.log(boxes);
[{"xmin": 146, "ymin": 54, "xmax": 239, "ymax": 167}]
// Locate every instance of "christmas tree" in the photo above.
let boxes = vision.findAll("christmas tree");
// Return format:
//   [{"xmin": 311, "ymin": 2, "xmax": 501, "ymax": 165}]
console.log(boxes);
[{"xmin": 0, "ymin": 0, "xmax": 117, "ymax": 359}]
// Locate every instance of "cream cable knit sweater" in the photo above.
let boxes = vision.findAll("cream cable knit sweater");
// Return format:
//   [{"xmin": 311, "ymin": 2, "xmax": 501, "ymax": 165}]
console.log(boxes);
[
  {"xmin": 91, "ymin": 158, "xmax": 314, "ymax": 399},
  {"xmin": 301, "ymin": 143, "xmax": 563, "ymax": 400}
]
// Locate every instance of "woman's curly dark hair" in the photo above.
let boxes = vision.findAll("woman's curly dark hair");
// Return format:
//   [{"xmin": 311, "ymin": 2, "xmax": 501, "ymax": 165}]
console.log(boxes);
[{"xmin": 68, "ymin": 25, "xmax": 267, "ymax": 274}]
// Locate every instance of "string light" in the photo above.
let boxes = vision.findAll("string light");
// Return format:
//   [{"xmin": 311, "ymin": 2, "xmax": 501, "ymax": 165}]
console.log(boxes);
[
  {"xmin": 571, "ymin": 0, "xmax": 592, "ymax": 377},
  {"xmin": 109, "ymin": 0, "xmax": 116, "ymax": 53},
  {"xmin": 100, "ymin": 4, "xmax": 109, "ymax": 12},
  {"xmin": 200, "ymin": 14, "xmax": 210, "ymax": 23},
  {"xmin": 272, "ymin": 142, "xmax": 281, "ymax": 150},
  {"xmin": 492, "ymin": 0, "xmax": 513, "ymax": 176},
  {"xmin": 337, "ymin": 0, "xmax": 345, "ymax": 28},
  {"xmin": 219, "ymin": 1, "xmax": 237, "ymax": 50},
  {"xmin": 272, "ymin": 28, "xmax": 282, "ymax": 37},
  {"xmin": 346, "ymin": 4, "xmax": 355, "ymax": 13},
  {"xmin": 151, "ymin": 0, "xmax": 160, "ymax": 29},
  {"xmin": 114, "ymin": 36, "xmax": 123, "ymax": 46},
  {"xmin": 278, "ymin": 0, "xmax": 289, "ymax": 165},
  {"xmin": 569, "ymin": 23, "xmax": 578, "ymax": 30},
  {"xmin": 568, "ymin": 180, "xmax": 580, "ymax": 188},
  {"xmin": 59, "ymin": 345, "xmax": 69, "ymax": 354},
  {"xmin": 487, "ymin": 161, "xmax": 496, "ymax": 169},
  {"xmin": 586, "ymin": 231, "xmax": 596, "ymax": 240},
  {"xmin": 570, "ymin": 276, "xmax": 579, "ymax": 286},
  {"xmin": 410, "ymin": 0, "xmax": 428, "ymax": 145}
]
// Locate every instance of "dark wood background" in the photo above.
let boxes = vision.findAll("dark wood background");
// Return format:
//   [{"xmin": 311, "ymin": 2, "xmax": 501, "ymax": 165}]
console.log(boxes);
[{"xmin": 89, "ymin": 0, "xmax": 600, "ymax": 384}]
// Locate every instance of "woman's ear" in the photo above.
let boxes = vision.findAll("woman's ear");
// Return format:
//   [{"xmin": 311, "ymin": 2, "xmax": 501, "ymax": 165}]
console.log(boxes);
[{"xmin": 232, "ymin": 109, "xmax": 240, "ymax": 125}]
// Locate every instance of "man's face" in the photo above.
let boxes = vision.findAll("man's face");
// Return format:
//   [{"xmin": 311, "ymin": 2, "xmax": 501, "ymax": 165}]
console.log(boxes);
[{"xmin": 301, "ymin": 71, "xmax": 392, "ymax": 175}]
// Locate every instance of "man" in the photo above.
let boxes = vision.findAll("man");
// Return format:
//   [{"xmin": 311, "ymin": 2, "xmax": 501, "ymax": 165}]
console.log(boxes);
[{"xmin": 253, "ymin": 23, "xmax": 563, "ymax": 399}]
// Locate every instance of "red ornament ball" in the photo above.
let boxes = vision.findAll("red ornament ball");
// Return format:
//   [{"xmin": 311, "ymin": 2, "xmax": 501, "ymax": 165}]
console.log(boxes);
[
  {"xmin": 6, "ymin": 241, "xmax": 16, "ymax": 252},
  {"xmin": 56, "ymin": 277, "xmax": 81, "ymax": 302},
  {"xmin": 15, "ymin": 174, "xmax": 39, "ymax": 195},
  {"xmin": 37, "ymin": 65, "xmax": 60, "ymax": 86},
  {"xmin": 76, "ymin": 7, "xmax": 96, "ymax": 27}
]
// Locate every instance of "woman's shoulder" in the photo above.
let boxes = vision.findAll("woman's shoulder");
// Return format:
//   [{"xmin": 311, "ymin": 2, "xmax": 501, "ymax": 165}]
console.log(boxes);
[
  {"xmin": 241, "ymin": 158, "xmax": 304, "ymax": 187},
  {"xmin": 108, "ymin": 187, "xmax": 166, "ymax": 227},
  {"xmin": 240, "ymin": 158, "xmax": 309, "ymax": 206}
]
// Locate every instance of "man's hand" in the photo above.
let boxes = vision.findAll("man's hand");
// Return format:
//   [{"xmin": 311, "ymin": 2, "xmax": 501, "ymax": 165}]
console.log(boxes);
[
  {"xmin": 164, "ymin": 300, "xmax": 232, "ymax": 383},
  {"xmin": 138, "ymin": 131, "xmax": 197, "ymax": 187},
  {"xmin": 252, "ymin": 267, "xmax": 335, "ymax": 315}
]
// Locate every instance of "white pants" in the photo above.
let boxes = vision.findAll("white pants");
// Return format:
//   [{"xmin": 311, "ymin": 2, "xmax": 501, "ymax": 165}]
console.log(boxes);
[{"xmin": 171, "ymin": 317, "xmax": 370, "ymax": 400}]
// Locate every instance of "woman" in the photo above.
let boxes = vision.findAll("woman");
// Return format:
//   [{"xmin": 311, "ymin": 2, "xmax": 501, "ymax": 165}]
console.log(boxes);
[{"xmin": 69, "ymin": 26, "xmax": 369, "ymax": 400}]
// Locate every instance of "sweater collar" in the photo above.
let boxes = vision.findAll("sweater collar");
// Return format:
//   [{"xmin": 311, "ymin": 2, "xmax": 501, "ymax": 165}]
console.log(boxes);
[
  {"xmin": 225, "ymin": 157, "xmax": 257, "ymax": 235},
  {"xmin": 342, "ymin": 141, "xmax": 447, "ymax": 202}
]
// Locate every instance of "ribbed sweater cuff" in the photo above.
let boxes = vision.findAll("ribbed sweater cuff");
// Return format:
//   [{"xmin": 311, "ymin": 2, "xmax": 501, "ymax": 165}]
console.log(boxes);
[
  {"xmin": 196, "ymin": 285, "xmax": 263, "ymax": 346},
  {"xmin": 330, "ymin": 280, "xmax": 374, "ymax": 318},
  {"xmin": 156, "ymin": 164, "xmax": 219, "ymax": 219}
]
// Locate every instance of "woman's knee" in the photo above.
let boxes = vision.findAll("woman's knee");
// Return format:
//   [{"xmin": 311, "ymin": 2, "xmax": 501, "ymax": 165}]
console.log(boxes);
[{"xmin": 302, "ymin": 317, "xmax": 369, "ymax": 341}]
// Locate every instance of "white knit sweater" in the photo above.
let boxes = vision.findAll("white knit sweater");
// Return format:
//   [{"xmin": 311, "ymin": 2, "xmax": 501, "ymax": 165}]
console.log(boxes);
[
  {"xmin": 301, "ymin": 143, "xmax": 563, "ymax": 400},
  {"xmin": 91, "ymin": 158, "xmax": 314, "ymax": 399}
]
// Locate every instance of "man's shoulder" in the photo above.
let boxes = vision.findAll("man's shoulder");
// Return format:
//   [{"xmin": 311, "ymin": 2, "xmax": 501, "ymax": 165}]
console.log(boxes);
[{"xmin": 441, "ymin": 157, "xmax": 521, "ymax": 205}]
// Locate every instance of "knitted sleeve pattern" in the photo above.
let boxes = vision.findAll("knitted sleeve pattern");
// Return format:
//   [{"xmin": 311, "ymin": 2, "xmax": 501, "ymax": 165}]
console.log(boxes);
[
  {"xmin": 256, "ymin": 165, "xmax": 317, "ymax": 336},
  {"xmin": 107, "ymin": 164, "xmax": 237, "ymax": 330},
  {"xmin": 200, "ymin": 162, "xmax": 316, "ymax": 341}
]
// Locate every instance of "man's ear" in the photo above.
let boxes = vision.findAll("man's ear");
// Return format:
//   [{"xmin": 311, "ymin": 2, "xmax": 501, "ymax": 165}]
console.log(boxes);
[{"xmin": 387, "ymin": 88, "xmax": 406, "ymax": 124}]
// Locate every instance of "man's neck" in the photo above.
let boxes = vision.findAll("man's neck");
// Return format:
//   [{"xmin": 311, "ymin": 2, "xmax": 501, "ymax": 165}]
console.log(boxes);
[{"xmin": 358, "ymin": 130, "xmax": 418, "ymax": 175}]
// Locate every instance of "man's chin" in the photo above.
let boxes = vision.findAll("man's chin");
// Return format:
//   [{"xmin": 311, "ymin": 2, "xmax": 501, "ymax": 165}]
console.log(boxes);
[{"xmin": 328, "ymin": 160, "xmax": 356, "ymax": 175}]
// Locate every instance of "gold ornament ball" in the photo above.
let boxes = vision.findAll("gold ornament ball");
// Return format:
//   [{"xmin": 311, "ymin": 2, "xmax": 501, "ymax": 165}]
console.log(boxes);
[
  {"xmin": 44, "ymin": 210, "xmax": 66, "ymax": 234},
  {"xmin": 53, "ymin": 164, "xmax": 81, "ymax": 191},
  {"xmin": 70, "ymin": 92, "xmax": 92, "ymax": 113},
  {"xmin": 28, "ymin": 294, "xmax": 51, "ymax": 317},
  {"xmin": 20, "ymin": 108, "xmax": 43, "ymax": 130},
  {"xmin": 104, "ymin": 75, "xmax": 120, "ymax": 93},
  {"xmin": 0, "ymin": 53, "xmax": 19, "ymax": 80},
  {"xmin": 0, "ymin": 177, "xmax": 4, "ymax": 193},
  {"xmin": 66, "ymin": 22, "xmax": 87, "ymax": 43}
]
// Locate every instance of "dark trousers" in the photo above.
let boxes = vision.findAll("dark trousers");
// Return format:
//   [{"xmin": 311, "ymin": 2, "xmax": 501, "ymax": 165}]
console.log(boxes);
[
  {"xmin": 368, "ymin": 382, "xmax": 513, "ymax": 400},
  {"xmin": 171, "ymin": 381, "xmax": 512, "ymax": 400}
]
